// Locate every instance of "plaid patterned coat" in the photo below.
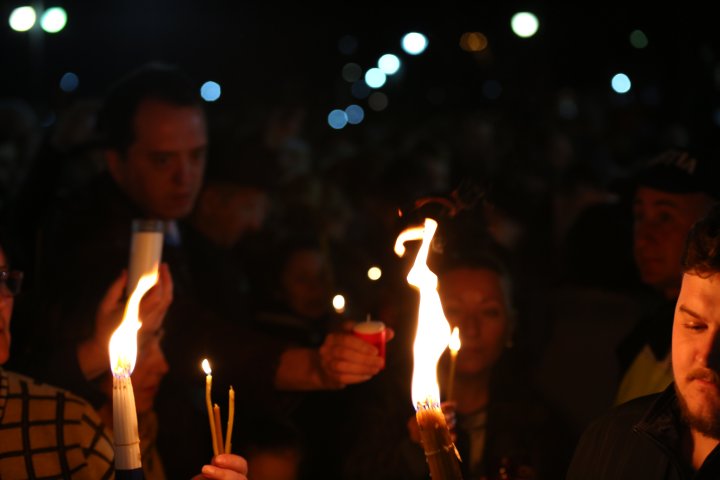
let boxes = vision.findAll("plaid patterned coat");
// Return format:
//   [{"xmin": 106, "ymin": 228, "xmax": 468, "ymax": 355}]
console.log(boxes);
[{"xmin": 0, "ymin": 369, "xmax": 114, "ymax": 479}]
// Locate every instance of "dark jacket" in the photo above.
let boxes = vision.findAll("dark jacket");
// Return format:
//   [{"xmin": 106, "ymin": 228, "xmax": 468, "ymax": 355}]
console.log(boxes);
[{"xmin": 567, "ymin": 385, "xmax": 720, "ymax": 479}]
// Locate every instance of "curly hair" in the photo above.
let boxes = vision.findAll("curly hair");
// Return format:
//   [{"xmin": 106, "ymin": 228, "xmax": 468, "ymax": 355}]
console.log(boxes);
[{"xmin": 682, "ymin": 203, "xmax": 720, "ymax": 277}]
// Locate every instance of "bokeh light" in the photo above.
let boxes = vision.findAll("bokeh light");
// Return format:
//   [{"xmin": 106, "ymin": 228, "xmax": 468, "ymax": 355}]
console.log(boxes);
[
  {"xmin": 401, "ymin": 32, "xmax": 428, "ymax": 55},
  {"xmin": 611, "ymin": 73, "xmax": 632, "ymax": 94},
  {"xmin": 342, "ymin": 63, "xmax": 362, "ymax": 82},
  {"xmin": 511, "ymin": 12, "xmax": 539, "ymax": 38},
  {"xmin": 367, "ymin": 266, "xmax": 382, "ymax": 281},
  {"xmin": 630, "ymin": 30, "xmax": 648, "ymax": 49},
  {"xmin": 332, "ymin": 294, "xmax": 346, "ymax": 313},
  {"xmin": 459, "ymin": 32, "xmax": 488, "ymax": 52},
  {"xmin": 378, "ymin": 54, "xmax": 401, "ymax": 75},
  {"xmin": 368, "ymin": 92, "xmax": 388, "ymax": 111},
  {"xmin": 40, "ymin": 7, "xmax": 67, "ymax": 33},
  {"xmin": 59, "ymin": 72, "xmax": 79, "ymax": 92},
  {"xmin": 328, "ymin": 109, "xmax": 348, "ymax": 129},
  {"xmin": 9, "ymin": 6, "xmax": 36, "ymax": 32},
  {"xmin": 200, "ymin": 81, "xmax": 221, "ymax": 101},
  {"xmin": 365, "ymin": 68, "xmax": 387, "ymax": 88},
  {"xmin": 345, "ymin": 104, "xmax": 365, "ymax": 125}
]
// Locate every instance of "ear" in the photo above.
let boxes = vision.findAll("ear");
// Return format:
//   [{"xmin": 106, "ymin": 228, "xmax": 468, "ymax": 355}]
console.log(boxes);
[{"xmin": 105, "ymin": 149, "xmax": 126, "ymax": 188}]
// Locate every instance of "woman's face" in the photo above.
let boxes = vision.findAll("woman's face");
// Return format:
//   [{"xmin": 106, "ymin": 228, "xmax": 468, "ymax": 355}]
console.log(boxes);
[
  {"xmin": 439, "ymin": 267, "xmax": 511, "ymax": 376},
  {"xmin": 281, "ymin": 249, "xmax": 331, "ymax": 319}
]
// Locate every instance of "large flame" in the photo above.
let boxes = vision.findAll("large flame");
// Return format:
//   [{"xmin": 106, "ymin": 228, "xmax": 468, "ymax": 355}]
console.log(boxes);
[
  {"xmin": 109, "ymin": 272, "xmax": 159, "ymax": 377},
  {"xmin": 394, "ymin": 218, "xmax": 451, "ymax": 409}
]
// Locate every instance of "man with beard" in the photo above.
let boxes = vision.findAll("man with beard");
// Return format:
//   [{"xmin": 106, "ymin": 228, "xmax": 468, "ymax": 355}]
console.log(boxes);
[{"xmin": 567, "ymin": 203, "xmax": 720, "ymax": 479}]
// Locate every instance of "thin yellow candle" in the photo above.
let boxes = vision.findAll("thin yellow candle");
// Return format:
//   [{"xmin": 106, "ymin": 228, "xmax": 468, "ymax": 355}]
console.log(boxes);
[
  {"xmin": 202, "ymin": 359, "xmax": 219, "ymax": 456},
  {"xmin": 213, "ymin": 404, "xmax": 225, "ymax": 454},
  {"xmin": 446, "ymin": 327, "xmax": 461, "ymax": 402},
  {"xmin": 225, "ymin": 386, "xmax": 235, "ymax": 454}
]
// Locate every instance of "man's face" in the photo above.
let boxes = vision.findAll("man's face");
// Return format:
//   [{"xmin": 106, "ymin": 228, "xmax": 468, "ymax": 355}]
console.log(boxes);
[
  {"xmin": 0, "ymin": 248, "xmax": 13, "ymax": 365},
  {"xmin": 672, "ymin": 272, "xmax": 720, "ymax": 439},
  {"xmin": 633, "ymin": 187, "xmax": 714, "ymax": 298},
  {"xmin": 109, "ymin": 99, "xmax": 207, "ymax": 220}
]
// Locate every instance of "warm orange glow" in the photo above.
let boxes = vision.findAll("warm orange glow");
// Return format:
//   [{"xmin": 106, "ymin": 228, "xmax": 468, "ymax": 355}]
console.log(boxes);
[
  {"xmin": 395, "ymin": 218, "xmax": 452, "ymax": 408},
  {"xmin": 202, "ymin": 358, "xmax": 212, "ymax": 375},
  {"xmin": 109, "ymin": 272, "xmax": 158, "ymax": 377},
  {"xmin": 460, "ymin": 32, "xmax": 488, "ymax": 52},
  {"xmin": 449, "ymin": 326, "xmax": 461, "ymax": 354}
]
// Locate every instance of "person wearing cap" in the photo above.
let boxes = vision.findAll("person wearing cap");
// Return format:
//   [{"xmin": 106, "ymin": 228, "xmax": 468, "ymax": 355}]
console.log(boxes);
[
  {"xmin": 615, "ymin": 149, "xmax": 719, "ymax": 405},
  {"xmin": 567, "ymin": 203, "xmax": 720, "ymax": 479}
]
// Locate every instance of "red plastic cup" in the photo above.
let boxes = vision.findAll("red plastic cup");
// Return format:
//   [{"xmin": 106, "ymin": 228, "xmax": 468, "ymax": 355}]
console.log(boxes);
[{"xmin": 353, "ymin": 321, "xmax": 386, "ymax": 361}]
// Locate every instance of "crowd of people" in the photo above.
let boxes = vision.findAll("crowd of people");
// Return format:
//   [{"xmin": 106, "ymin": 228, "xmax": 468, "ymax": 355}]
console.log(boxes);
[{"xmin": 1, "ymin": 61, "xmax": 720, "ymax": 479}]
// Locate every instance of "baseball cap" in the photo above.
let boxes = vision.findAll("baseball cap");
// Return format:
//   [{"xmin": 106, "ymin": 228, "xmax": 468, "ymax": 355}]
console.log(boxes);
[{"xmin": 633, "ymin": 148, "xmax": 720, "ymax": 200}]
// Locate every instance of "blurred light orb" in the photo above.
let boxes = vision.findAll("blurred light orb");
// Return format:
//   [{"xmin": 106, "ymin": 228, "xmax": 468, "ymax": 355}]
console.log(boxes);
[
  {"xmin": 328, "ymin": 109, "xmax": 348, "ymax": 129},
  {"xmin": 378, "ymin": 54, "xmax": 401, "ymax": 75},
  {"xmin": 351, "ymin": 80, "xmax": 371, "ymax": 99},
  {"xmin": 59, "ymin": 72, "xmax": 79, "ymax": 92},
  {"xmin": 9, "ymin": 6, "xmax": 36, "ymax": 32},
  {"xmin": 342, "ymin": 63, "xmax": 362, "ymax": 83},
  {"xmin": 338, "ymin": 34, "xmax": 359, "ymax": 55},
  {"xmin": 401, "ymin": 32, "xmax": 428, "ymax": 55},
  {"xmin": 200, "ymin": 81, "xmax": 221, "ymax": 102},
  {"xmin": 365, "ymin": 68, "xmax": 387, "ymax": 88},
  {"xmin": 460, "ymin": 32, "xmax": 488, "ymax": 52},
  {"xmin": 367, "ymin": 266, "xmax": 382, "ymax": 281},
  {"xmin": 40, "ymin": 7, "xmax": 67, "ymax": 33},
  {"xmin": 630, "ymin": 29, "xmax": 648, "ymax": 49},
  {"xmin": 511, "ymin": 12, "xmax": 539, "ymax": 38},
  {"xmin": 345, "ymin": 104, "xmax": 365, "ymax": 125},
  {"xmin": 332, "ymin": 294, "xmax": 346, "ymax": 313},
  {"xmin": 368, "ymin": 92, "xmax": 388, "ymax": 111},
  {"xmin": 611, "ymin": 73, "xmax": 632, "ymax": 94}
]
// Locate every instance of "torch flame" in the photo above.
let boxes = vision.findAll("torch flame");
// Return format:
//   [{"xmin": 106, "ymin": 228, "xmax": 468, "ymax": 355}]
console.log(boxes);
[
  {"xmin": 202, "ymin": 358, "xmax": 212, "ymax": 375},
  {"xmin": 395, "ymin": 218, "xmax": 451, "ymax": 409},
  {"xmin": 109, "ymin": 272, "xmax": 158, "ymax": 377},
  {"xmin": 449, "ymin": 327, "xmax": 461, "ymax": 354}
]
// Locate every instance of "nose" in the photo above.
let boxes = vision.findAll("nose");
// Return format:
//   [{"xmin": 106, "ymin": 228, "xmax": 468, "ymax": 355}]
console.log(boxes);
[{"xmin": 634, "ymin": 218, "xmax": 659, "ymax": 250}]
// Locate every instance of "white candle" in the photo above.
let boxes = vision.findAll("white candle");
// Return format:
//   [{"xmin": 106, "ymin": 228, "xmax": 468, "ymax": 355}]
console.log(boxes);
[
  {"xmin": 127, "ymin": 219, "xmax": 164, "ymax": 296},
  {"xmin": 110, "ymin": 272, "xmax": 158, "ymax": 472}
]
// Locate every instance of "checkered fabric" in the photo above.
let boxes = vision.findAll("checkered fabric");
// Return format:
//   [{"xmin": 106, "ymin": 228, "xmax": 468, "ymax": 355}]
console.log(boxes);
[{"xmin": 0, "ymin": 369, "xmax": 114, "ymax": 479}]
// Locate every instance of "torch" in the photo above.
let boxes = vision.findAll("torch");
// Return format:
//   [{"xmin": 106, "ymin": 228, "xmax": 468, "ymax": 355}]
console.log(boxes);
[
  {"xmin": 109, "ymin": 272, "xmax": 158, "ymax": 479},
  {"xmin": 395, "ymin": 218, "xmax": 463, "ymax": 480}
]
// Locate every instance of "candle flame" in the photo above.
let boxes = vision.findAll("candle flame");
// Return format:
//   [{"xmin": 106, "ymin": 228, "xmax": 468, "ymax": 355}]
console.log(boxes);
[
  {"xmin": 395, "ymin": 218, "xmax": 451, "ymax": 409},
  {"xmin": 449, "ymin": 326, "xmax": 461, "ymax": 354},
  {"xmin": 109, "ymin": 272, "xmax": 158, "ymax": 377},
  {"xmin": 202, "ymin": 358, "xmax": 212, "ymax": 375}
]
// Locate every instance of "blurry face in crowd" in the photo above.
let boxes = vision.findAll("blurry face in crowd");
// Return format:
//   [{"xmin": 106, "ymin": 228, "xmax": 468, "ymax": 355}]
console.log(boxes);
[
  {"xmin": 0, "ymin": 248, "xmax": 13, "ymax": 365},
  {"xmin": 281, "ymin": 249, "xmax": 331, "ymax": 319},
  {"xmin": 438, "ymin": 267, "xmax": 512, "ymax": 376},
  {"xmin": 672, "ymin": 271, "xmax": 720, "ymax": 439},
  {"xmin": 108, "ymin": 99, "xmax": 207, "ymax": 220},
  {"xmin": 223, "ymin": 186, "xmax": 269, "ymax": 244},
  {"xmin": 633, "ymin": 187, "xmax": 714, "ymax": 298}
]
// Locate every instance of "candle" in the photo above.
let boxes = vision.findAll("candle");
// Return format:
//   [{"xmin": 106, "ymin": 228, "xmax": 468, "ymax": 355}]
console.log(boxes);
[
  {"xmin": 446, "ymin": 327, "xmax": 461, "ymax": 402},
  {"xmin": 213, "ymin": 404, "xmax": 225, "ymax": 454},
  {"xmin": 202, "ymin": 359, "xmax": 219, "ymax": 456},
  {"xmin": 127, "ymin": 219, "xmax": 163, "ymax": 296},
  {"xmin": 395, "ymin": 218, "xmax": 463, "ymax": 480},
  {"xmin": 109, "ymin": 272, "xmax": 158, "ymax": 478},
  {"xmin": 225, "ymin": 386, "xmax": 235, "ymax": 454}
]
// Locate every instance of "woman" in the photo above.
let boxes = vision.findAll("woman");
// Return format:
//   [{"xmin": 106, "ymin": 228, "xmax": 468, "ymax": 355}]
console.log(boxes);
[{"xmin": 344, "ymin": 239, "xmax": 574, "ymax": 480}]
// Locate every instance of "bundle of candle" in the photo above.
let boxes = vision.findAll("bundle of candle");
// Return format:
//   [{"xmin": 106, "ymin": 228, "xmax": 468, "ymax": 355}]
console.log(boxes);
[
  {"xmin": 202, "ymin": 359, "xmax": 235, "ymax": 456},
  {"xmin": 395, "ymin": 218, "xmax": 463, "ymax": 480}
]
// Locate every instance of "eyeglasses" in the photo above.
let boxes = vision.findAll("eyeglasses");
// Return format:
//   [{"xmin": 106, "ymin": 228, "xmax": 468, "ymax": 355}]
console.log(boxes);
[{"xmin": 0, "ymin": 270, "xmax": 23, "ymax": 297}]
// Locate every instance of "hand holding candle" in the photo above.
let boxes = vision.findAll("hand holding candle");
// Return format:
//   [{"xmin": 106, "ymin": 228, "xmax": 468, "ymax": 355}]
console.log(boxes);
[
  {"xmin": 202, "ymin": 359, "xmax": 235, "ymax": 457},
  {"xmin": 352, "ymin": 315, "xmax": 387, "ymax": 362}
]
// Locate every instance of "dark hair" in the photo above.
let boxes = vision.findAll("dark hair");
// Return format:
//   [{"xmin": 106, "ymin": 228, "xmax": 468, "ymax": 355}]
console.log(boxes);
[
  {"xmin": 96, "ymin": 63, "xmax": 202, "ymax": 153},
  {"xmin": 682, "ymin": 203, "xmax": 720, "ymax": 276}
]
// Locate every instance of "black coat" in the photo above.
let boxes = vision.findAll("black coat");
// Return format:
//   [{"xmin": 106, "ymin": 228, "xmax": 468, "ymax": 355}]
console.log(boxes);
[{"xmin": 567, "ymin": 385, "xmax": 720, "ymax": 480}]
